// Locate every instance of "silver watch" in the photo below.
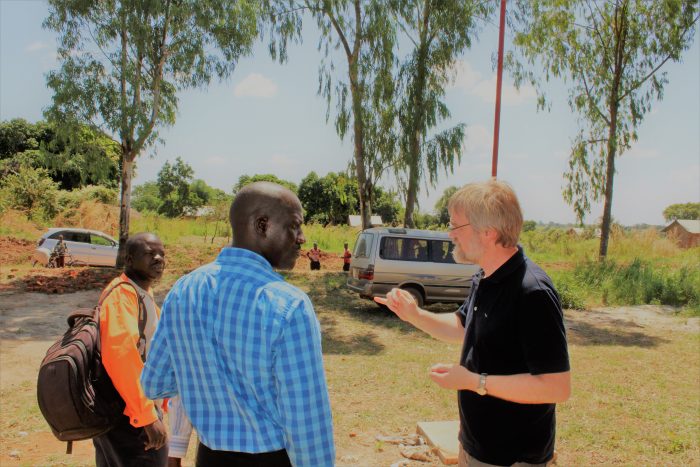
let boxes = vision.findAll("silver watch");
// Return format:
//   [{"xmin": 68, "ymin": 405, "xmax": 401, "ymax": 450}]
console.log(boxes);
[{"xmin": 476, "ymin": 373, "xmax": 488, "ymax": 396}]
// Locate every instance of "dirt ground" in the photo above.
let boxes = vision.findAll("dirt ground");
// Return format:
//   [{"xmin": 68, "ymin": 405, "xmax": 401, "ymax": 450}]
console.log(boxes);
[{"xmin": 2, "ymin": 275, "xmax": 697, "ymax": 467}]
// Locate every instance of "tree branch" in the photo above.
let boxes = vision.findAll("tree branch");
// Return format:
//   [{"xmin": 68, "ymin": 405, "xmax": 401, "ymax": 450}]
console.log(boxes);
[{"xmin": 617, "ymin": 12, "xmax": 700, "ymax": 102}]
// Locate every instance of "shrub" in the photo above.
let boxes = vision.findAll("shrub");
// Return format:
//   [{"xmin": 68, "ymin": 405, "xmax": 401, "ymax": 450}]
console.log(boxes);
[
  {"xmin": 572, "ymin": 258, "xmax": 700, "ymax": 309},
  {"xmin": 0, "ymin": 166, "xmax": 59, "ymax": 220}
]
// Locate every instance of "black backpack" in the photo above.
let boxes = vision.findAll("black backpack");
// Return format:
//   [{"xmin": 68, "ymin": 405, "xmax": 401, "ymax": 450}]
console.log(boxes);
[{"xmin": 37, "ymin": 281, "xmax": 147, "ymax": 454}]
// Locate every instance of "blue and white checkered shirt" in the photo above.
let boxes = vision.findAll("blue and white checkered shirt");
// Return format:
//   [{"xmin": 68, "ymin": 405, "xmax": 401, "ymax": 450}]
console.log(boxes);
[{"xmin": 141, "ymin": 248, "xmax": 335, "ymax": 466}]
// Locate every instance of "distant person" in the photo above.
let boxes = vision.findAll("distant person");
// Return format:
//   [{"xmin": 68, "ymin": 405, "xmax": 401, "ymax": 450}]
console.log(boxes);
[
  {"xmin": 376, "ymin": 180, "xmax": 570, "ymax": 467},
  {"xmin": 94, "ymin": 233, "xmax": 168, "ymax": 466},
  {"xmin": 307, "ymin": 242, "xmax": 321, "ymax": 270},
  {"xmin": 342, "ymin": 242, "xmax": 352, "ymax": 272},
  {"xmin": 53, "ymin": 235, "xmax": 67, "ymax": 268},
  {"xmin": 141, "ymin": 182, "xmax": 335, "ymax": 467}
]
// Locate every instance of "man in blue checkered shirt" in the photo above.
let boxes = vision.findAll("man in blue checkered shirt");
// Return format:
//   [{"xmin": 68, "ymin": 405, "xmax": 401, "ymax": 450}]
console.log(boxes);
[{"xmin": 142, "ymin": 182, "xmax": 335, "ymax": 467}]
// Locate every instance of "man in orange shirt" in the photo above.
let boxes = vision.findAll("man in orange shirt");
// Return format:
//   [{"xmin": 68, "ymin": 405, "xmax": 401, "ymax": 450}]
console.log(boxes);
[{"xmin": 93, "ymin": 232, "xmax": 168, "ymax": 466}]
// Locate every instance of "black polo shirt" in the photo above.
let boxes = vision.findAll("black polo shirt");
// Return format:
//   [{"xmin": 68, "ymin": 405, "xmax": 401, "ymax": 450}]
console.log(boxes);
[{"xmin": 456, "ymin": 246, "xmax": 569, "ymax": 466}]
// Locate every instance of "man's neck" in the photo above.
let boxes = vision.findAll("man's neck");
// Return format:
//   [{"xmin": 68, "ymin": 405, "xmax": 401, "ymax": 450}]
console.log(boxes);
[
  {"xmin": 479, "ymin": 245, "xmax": 519, "ymax": 277},
  {"xmin": 125, "ymin": 270, "xmax": 152, "ymax": 291}
]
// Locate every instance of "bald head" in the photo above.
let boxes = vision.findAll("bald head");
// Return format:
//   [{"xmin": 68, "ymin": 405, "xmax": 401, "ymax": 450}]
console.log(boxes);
[
  {"xmin": 229, "ymin": 182, "xmax": 305, "ymax": 268},
  {"xmin": 125, "ymin": 232, "xmax": 160, "ymax": 257}
]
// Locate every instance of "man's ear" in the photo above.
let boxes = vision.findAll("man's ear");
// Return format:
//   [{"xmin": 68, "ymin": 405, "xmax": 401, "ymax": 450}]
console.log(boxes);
[{"xmin": 255, "ymin": 216, "xmax": 268, "ymax": 237}]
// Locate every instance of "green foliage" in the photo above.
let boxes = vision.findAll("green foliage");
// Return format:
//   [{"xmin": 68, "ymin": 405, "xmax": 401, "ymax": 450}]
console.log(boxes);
[
  {"xmin": 372, "ymin": 186, "xmax": 401, "ymax": 225},
  {"xmin": 0, "ymin": 119, "xmax": 120, "ymax": 190},
  {"xmin": 549, "ymin": 271, "xmax": 586, "ymax": 310},
  {"xmin": 300, "ymin": 223, "xmax": 360, "ymax": 252},
  {"xmin": 569, "ymin": 258, "xmax": 700, "ymax": 311},
  {"xmin": 157, "ymin": 157, "xmax": 203, "ymax": 218},
  {"xmin": 663, "ymin": 202, "xmax": 700, "ymax": 221},
  {"xmin": 392, "ymin": 0, "xmax": 493, "ymax": 226},
  {"xmin": 298, "ymin": 171, "xmax": 357, "ymax": 225},
  {"xmin": 57, "ymin": 185, "xmax": 119, "ymax": 210},
  {"xmin": 522, "ymin": 220, "xmax": 537, "ymax": 232},
  {"xmin": 233, "ymin": 174, "xmax": 297, "ymax": 194},
  {"xmin": 0, "ymin": 166, "xmax": 60, "ymax": 220},
  {"xmin": 44, "ymin": 0, "xmax": 266, "ymax": 264},
  {"xmin": 413, "ymin": 212, "xmax": 440, "ymax": 230},
  {"xmin": 508, "ymin": 0, "xmax": 698, "ymax": 258},
  {"xmin": 308, "ymin": 0, "xmax": 398, "ymax": 229},
  {"xmin": 132, "ymin": 181, "xmax": 162, "ymax": 213},
  {"xmin": 434, "ymin": 185, "xmax": 458, "ymax": 226}
]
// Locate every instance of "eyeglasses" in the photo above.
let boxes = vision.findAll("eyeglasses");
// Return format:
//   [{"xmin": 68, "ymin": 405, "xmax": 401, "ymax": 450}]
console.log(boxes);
[{"xmin": 448, "ymin": 222, "xmax": 471, "ymax": 232}]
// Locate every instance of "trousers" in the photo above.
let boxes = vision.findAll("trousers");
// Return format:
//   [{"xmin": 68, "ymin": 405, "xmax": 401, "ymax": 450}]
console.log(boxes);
[{"xmin": 196, "ymin": 442, "xmax": 292, "ymax": 467}]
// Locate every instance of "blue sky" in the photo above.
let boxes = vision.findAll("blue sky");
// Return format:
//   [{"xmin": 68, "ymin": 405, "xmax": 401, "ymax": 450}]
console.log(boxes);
[{"xmin": 1, "ymin": 0, "xmax": 698, "ymax": 225}]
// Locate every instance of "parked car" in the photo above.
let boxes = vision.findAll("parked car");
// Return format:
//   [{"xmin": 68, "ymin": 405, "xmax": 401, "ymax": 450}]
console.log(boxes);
[
  {"xmin": 34, "ymin": 228, "xmax": 118, "ymax": 267},
  {"xmin": 346, "ymin": 227, "xmax": 480, "ymax": 307}
]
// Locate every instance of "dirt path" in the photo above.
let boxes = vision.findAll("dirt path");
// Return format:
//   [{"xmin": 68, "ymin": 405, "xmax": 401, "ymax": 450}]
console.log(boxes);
[{"xmin": 1, "ymin": 287, "xmax": 697, "ymax": 466}]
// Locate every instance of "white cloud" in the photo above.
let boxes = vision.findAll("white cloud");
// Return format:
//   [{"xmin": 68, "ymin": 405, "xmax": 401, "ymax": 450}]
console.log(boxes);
[
  {"xmin": 25, "ymin": 41, "xmax": 49, "ymax": 53},
  {"xmin": 450, "ymin": 60, "xmax": 536, "ymax": 106},
  {"xmin": 233, "ymin": 73, "xmax": 278, "ymax": 98}
]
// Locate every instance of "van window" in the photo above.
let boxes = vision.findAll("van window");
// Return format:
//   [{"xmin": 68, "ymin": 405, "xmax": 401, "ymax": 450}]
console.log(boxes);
[
  {"xmin": 353, "ymin": 233, "xmax": 374, "ymax": 258},
  {"xmin": 380, "ymin": 237, "xmax": 429, "ymax": 262},
  {"xmin": 430, "ymin": 240, "xmax": 456, "ymax": 264}
]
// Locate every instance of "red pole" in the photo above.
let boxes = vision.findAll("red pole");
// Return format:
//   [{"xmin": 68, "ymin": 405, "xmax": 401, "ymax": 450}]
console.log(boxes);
[{"xmin": 491, "ymin": 0, "xmax": 507, "ymax": 179}]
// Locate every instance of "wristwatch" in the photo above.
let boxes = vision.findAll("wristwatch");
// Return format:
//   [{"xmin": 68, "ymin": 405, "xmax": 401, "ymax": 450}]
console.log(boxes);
[{"xmin": 476, "ymin": 373, "xmax": 488, "ymax": 396}]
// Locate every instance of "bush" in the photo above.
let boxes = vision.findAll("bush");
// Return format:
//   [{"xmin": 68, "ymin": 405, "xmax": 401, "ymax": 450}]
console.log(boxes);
[
  {"xmin": 572, "ymin": 258, "xmax": 700, "ymax": 309},
  {"xmin": 0, "ymin": 166, "xmax": 59, "ymax": 220}
]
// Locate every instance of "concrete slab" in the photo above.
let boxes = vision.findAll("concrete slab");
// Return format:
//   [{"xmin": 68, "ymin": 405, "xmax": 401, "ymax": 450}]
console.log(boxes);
[{"xmin": 416, "ymin": 420, "xmax": 460, "ymax": 465}]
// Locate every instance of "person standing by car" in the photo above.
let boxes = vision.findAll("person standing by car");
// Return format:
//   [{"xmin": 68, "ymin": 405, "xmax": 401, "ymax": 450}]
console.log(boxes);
[
  {"xmin": 53, "ymin": 235, "xmax": 67, "ymax": 268},
  {"xmin": 376, "ymin": 180, "xmax": 570, "ymax": 466},
  {"xmin": 141, "ymin": 182, "xmax": 335, "ymax": 467},
  {"xmin": 342, "ymin": 242, "xmax": 352, "ymax": 272},
  {"xmin": 94, "ymin": 232, "xmax": 168, "ymax": 466},
  {"xmin": 307, "ymin": 242, "xmax": 322, "ymax": 270}
]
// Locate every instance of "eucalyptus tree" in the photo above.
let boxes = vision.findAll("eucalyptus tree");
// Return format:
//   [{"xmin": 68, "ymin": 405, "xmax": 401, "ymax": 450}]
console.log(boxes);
[
  {"xmin": 392, "ymin": 0, "xmax": 494, "ymax": 227},
  {"xmin": 508, "ymin": 0, "xmax": 698, "ymax": 258},
  {"xmin": 43, "ymin": 0, "xmax": 282, "ymax": 266},
  {"xmin": 303, "ymin": 0, "xmax": 397, "ymax": 230}
]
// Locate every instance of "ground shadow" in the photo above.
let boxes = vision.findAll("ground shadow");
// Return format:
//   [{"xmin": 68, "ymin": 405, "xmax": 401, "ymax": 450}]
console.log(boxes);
[
  {"xmin": 318, "ymin": 314, "xmax": 385, "ymax": 355},
  {"xmin": 301, "ymin": 272, "xmax": 458, "ymax": 339},
  {"xmin": 566, "ymin": 319, "xmax": 670, "ymax": 348}
]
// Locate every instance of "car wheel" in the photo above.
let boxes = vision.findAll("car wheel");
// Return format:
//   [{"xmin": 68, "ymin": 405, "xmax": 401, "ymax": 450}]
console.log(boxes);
[{"xmin": 401, "ymin": 286, "xmax": 424, "ymax": 308}]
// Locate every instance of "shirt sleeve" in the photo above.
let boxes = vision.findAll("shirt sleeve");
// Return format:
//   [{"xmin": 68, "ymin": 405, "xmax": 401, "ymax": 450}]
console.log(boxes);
[
  {"xmin": 167, "ymin": 397, "xmax": 194, "ymax": 459},
  {"xmin": 273, "ymin": 296, "xmax": 335, "ymax": 467},
  {"xmin": 141, "ymin": 294, "xmax": 178, "ymax": 400},
  {"xmin": 517, "ymin": 286, "xmax": 570, "ymax": 375},
  {"xmin": 100, "ymin": 285, "xmax": 158, "ymax": 427}
]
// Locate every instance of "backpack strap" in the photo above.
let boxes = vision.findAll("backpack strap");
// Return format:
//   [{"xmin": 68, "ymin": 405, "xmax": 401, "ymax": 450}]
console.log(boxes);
[{"xmin": 97, "ymin": 280, "xmax": 148, "ymax": 363}]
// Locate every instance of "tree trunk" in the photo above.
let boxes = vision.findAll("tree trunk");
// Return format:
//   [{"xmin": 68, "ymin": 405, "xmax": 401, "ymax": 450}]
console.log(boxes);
[
  {"xmin": 403, "ymin": 143, "xmax": 420, "ymax": 227},
  {"xmin": 402, "ymin": 3, "xmax": 429, "ymax": 228},
  {"xmin": 116, "ymin": 154, "xmax": 134, "ymax": 268},
  {"xmin": 350, "ymin": 70, "xmax": 371, "ymax": 230},
  {"xmin": 600, "ymin": 2, "xmax": 626, "ymax": 260},
  {"xmin": 599, "ymin": 107, "xmax": 618, "ymax": 260}
]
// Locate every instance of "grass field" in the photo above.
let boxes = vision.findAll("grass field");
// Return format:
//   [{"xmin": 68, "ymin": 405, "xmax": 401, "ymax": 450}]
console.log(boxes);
[
  {"xmin": 1, "ymin": 207, "xmax": 699, "ymax": 464},
  {"xmin": 3, "ymin": 272, "xmax": 697, "ymax": 466}
]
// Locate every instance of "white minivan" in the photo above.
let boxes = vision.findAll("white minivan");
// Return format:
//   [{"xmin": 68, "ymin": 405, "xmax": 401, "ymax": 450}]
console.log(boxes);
[{"xmin": 346, "ymin": 227, "xmax": 479, "ymax": 307}]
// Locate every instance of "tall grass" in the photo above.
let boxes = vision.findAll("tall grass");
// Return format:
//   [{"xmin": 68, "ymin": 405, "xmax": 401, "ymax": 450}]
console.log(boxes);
[
  {"xmin": 301, "ymin": 223, "xmax": 360, "ymax": 252},
  {"xmin": 553, "ymin": 258, "xmax": 700, "ymax": 313}
]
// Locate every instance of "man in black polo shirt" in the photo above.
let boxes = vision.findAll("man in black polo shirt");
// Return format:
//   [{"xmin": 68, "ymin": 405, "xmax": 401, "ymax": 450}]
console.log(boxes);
[{"xmin": 376, "ymin": 180, "xmax": 570, "ymax": 466}]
